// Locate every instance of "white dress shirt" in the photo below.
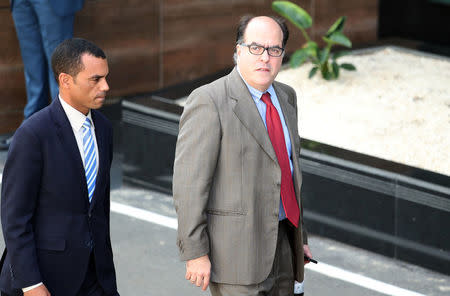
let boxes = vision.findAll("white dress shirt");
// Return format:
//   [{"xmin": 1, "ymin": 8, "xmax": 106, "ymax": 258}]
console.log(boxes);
[
  {"xmin": 59, "ymin": 95, "xmax": 99, "ymax": 171},
  {"xmin": 23, "ymin": 96, "xmax": 99, "ymax": 292}
]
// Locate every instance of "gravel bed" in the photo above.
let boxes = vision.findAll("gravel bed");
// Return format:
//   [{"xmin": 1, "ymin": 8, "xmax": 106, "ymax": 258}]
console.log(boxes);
[{"xmin": 276, "ymin": 46, "xmax": 450, "ymax": 176}]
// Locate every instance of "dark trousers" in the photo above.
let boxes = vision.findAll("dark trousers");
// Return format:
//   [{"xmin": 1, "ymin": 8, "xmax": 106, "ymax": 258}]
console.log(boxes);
[{"xmin": 76, "ymin": 254, "xmax": 106, "ymax": 296}]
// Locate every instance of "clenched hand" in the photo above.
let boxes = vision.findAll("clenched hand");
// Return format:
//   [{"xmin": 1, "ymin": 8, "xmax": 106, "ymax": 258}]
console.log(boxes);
[{"xmin": 186, "ymin": 254, "xmax": 211, "ymax": 291}]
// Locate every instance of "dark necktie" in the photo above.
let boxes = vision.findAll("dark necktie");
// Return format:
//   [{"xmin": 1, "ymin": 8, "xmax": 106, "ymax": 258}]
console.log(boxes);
[{"xmin": 261, "ymin": 92, "xmax": 300, "ymax": 227}]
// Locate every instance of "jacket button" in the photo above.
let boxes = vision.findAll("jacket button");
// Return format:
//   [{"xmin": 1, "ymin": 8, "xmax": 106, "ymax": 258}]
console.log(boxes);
[{"xmin": 86, "ymin": 240, "xmax": 93, "ymax": 248}]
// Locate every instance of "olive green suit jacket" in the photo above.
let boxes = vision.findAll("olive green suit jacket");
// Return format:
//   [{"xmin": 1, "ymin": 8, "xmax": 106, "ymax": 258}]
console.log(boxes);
[{"xmin": 173, "ymin": 67, "xmax": 307, "ymax": 285}]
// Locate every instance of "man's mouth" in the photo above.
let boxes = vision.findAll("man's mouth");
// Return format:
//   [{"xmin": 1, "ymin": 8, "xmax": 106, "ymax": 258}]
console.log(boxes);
[
  {"xmin": 256, "ymin": 68, "xmax": 270, "ymax": 72},
  {"xmin": 96, "ymin": 93, "xmax": 106, "ymax": 100}
]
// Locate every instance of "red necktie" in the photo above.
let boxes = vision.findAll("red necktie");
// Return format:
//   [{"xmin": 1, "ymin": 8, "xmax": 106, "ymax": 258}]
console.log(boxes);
[{"xmin": 261, "ymin": 92, "xmax": 300, "ymax": 227}]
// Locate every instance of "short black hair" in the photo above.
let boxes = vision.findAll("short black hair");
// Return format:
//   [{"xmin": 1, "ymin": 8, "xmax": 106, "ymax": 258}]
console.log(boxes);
[
  {"xmin": 235, "ymin": 15, "xmax": 289, "ymax": 48},
  {"xmin": 51, "ymin": 38, "xmax": 106, "ymax": 84}
]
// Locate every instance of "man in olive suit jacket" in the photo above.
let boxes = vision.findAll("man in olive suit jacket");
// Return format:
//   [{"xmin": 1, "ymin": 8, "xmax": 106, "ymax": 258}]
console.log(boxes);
[{"xmin": 173, "ymin": 15, "xmax": 312, "ymax": 295}]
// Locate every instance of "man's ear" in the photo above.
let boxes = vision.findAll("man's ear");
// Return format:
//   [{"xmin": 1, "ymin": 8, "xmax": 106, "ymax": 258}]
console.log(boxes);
[{"xmin": 59, "ymin": 73, "xmax": 72, "ymax": 89}]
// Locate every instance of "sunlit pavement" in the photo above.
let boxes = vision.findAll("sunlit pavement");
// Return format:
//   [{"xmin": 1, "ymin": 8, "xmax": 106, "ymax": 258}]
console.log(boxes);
[{"xmin": 0, "ymin": 151, "xmax": 448, "ymax": 295}]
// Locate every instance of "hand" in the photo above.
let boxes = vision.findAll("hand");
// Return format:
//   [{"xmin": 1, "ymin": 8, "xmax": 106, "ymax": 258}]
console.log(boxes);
[
  {"xmin": 185, "ymin": 254, "xmax": 211, "ymax": 291},
  {"xmin": 24, "ymin": 284, "xmax": 51, "ymax": 296},
  {"xmin": 303, "ymin": 244, "xmax": 313, "ymax": 265}
]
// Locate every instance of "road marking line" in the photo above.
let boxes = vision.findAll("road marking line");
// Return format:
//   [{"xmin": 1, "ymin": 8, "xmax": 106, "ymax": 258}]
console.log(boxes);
[
  {"xmin": 114, "ymin": 201, "xmax": 426, "ymax": 296},
  {"xmin": 306, "ymin": 262, "xmax": 425, "ymax": 296},
  {"xmin": 111, "ymin": 201, "xmax": 178, "ymax": 230}
]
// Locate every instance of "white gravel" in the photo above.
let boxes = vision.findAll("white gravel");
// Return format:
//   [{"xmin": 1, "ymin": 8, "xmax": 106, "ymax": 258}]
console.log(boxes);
[{"xmin": 276, "ymin": 46, "xmax": 450, "ymax": 176}]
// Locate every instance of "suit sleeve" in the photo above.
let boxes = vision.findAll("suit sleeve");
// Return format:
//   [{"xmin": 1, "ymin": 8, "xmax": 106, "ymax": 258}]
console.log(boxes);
[
  {"xmin": 173, "ymin": 88, "xmax": 221, "ymax": 261},
  {"xmin": 1, "ymin": 126, "xmax": 43, "ymax": 288}
]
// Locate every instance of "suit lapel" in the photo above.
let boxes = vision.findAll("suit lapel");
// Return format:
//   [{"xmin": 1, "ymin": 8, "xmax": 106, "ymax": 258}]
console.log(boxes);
[
  {"xmin": 49, "ymin": 99, "xmax": 90, "ymax": 209},
  {"xmin": 273, "ymin": 81, "xmax": 298, "ymax": 156},
  {"xmin": 228, "ymin": 68, "xmax": 278, "ymax": 163},
  {"xmin": 273, "ymin": 82, "xmax": 303, "ymax": 205}
]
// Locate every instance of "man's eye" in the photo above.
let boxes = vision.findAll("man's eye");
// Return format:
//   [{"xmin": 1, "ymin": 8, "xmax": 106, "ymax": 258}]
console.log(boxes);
[
  {"xmin": 270, "ymin": 48, "xmax": 281, "ymax": 54},
  {"xmin": 250, "ymin": 45, "xmax": 261, "ymax": 51}
]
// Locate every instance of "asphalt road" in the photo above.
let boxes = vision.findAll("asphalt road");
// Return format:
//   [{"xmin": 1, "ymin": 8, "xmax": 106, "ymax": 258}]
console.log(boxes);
[
  {"xmin": 0, "ymin": 150, "xmax": 449, "ymax": 295},
  {"xmin": 109, "ymin": 185, "xmax": 449, "ymax": 296}
]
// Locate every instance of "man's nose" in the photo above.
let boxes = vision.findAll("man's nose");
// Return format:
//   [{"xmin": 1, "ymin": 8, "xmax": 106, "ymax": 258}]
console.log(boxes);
[
  {"xmin": 260, "ymin": 49, "xmax": 270, "ymax": 62},
  {"xmin": 102, "ymin": 79, "xmax": 110, "ymax": 92}
]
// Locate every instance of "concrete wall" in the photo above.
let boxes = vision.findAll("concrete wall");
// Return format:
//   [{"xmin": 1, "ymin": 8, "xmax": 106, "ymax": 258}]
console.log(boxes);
[{"xmin": 0, "ymin": 0, "xmax": 378, "ymax": 133}]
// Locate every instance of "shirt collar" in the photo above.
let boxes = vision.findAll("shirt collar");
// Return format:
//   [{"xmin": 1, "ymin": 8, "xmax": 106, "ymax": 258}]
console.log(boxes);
[
  {"xmin": 59, "ymin": 95, "xmax": 94, "ymax": 132},
  {"xmin": 237, "ymin": 66, "xmax": 276, "ymax": 102}
]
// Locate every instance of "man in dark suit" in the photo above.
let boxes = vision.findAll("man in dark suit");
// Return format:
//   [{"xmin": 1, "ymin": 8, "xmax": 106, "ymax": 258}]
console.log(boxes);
[
  {"xmin": 0, "ymin": 38, "xmax": 119, "ymax": 296},
  {"xmin": 0, "ymin": 0, "xmax": 85, "ymax": 150},
  {"xmin": 173, "ymin": 16, "xmax": 312, "ymax": 295}
]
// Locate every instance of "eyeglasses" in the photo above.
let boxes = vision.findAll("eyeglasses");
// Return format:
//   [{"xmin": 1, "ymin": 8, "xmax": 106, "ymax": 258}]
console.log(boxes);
[{"xmin": 240, "ymin": 43, "xmax": 285, "ymax": 57}]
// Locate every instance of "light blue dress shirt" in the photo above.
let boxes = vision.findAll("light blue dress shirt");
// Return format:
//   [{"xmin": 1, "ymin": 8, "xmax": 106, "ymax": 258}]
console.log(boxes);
[{"xmin": 237, "ymin": 68, "xmax": 294, "ymax": 220}]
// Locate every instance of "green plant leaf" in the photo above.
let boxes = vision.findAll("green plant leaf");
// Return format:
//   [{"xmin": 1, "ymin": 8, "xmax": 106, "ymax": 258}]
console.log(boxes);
[
  {"xmin": 332, "ymin": 61, "xmax": 340, "ymax": 78},
  {"xmin": 304, "ymin": 41, "xmax": 319, "ymax": 58},
  {"xmin": 332, "ymin": 50, "xmax": 351, "ymax": 61},
  {"xmin": 318, "ymin": 48, "xmax": 329, "ymax": 65},
  {"xmin": 308, "ymin": 67, "xmax": 318, "ymax": 79},
  {"xmin": 272, "ymin": 1, "xmax": 312, "ymax": 29},
  {"xmin": 326, "ymin": 16, "xmax": 346, "ymax": 37},
  {"xmin": 325, "ymin": 32, "xmax": 352, "ymax": 48},
  {"xmin": 290, "ymin": 48, "xmax": 309, "ymax": 67},
  {"xmin": 321, "ymin": 64, "xmax": 333, "ymax": 80},
  {"xmin": 340, "ymin": 63, "xmax": 356, "ymax": 71}
]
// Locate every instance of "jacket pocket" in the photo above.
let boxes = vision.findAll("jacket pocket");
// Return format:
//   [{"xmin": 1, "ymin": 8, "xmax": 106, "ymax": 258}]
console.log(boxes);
[
  {"xmin": 206, "ymin": 208, "xmax": 246, "ymax": 216},
  {"xmin": 36, "ymin": 238, "xmax": 66, "ymax": 251}
]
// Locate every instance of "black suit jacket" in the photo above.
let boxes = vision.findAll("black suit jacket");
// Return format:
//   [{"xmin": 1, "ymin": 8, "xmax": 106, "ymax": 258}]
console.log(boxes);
[{"xmin": 0, "ymin": 98, "xmax": 118, "ymax": 296}]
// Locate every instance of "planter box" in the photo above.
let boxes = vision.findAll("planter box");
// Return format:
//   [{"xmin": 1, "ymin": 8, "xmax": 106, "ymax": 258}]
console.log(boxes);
[{"xmin": 122, "ymin": 97, "xmax": 182, "ymax": 193}]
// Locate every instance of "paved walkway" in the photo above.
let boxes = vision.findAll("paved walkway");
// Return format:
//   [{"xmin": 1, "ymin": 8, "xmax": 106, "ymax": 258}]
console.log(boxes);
[{"xmin": 0, "ymin": 150, "xmax": 448, "ymax": 295}]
